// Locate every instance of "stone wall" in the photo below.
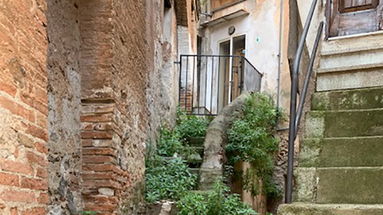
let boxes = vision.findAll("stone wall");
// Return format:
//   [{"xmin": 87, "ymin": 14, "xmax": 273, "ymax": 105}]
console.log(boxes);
[
  {"xmin": 0, "ymin": 1, "xmax": 49, "ymax": 215},
  {"xmin": 1, "ymin": 0, "xmax": 183, "ymax": 215},
  {"xmin": 46, "ymin": 1, "xmax": 83, "ymax": 214}
]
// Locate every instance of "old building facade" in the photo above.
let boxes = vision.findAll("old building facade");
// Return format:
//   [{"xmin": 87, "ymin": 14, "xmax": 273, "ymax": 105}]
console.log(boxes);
[{"xmin": 0, "ymin": 0, "xmax": 195, "ymax": 214}]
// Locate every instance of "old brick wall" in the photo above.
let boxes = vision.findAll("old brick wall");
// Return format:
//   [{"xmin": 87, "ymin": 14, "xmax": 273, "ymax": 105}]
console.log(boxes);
[
  {"xmin": 46, "ymin": 0, "xmax": 83, "ymax": 214},
  {"xmin": 0, "ymin": 1, "xmax": 49, "ymax": 215},
  {"xmin": 0, "ymin": 0, "xmax": 180, "ymax": 214}
]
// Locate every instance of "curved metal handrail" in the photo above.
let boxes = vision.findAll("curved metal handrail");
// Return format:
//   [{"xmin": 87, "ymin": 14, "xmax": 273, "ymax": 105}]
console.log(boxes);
[{"xmin": 285, "ymin": 0, "xmax": 324, "ymax": 203}]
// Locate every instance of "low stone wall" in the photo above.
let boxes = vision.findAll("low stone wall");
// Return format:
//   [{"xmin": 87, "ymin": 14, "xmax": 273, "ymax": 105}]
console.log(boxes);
[{"xmin": 199, "ymin": 93, "xmax": 249, "ymax": 190}]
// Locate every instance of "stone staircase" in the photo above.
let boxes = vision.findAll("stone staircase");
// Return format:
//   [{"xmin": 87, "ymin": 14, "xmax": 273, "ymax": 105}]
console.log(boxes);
[
  {"xmin": 278, "ymin": 33, "xmax": 383, "ymax": 214},
  {"xmin": 185, "ymin": 137, "xmax": 205, "ymax": 184}
]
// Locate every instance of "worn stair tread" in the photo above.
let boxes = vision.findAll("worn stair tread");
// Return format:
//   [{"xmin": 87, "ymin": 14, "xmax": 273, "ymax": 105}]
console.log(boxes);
[
  {"xmin": 312, "ymin": 87, "xmax": 383, "ymax": 111},
  {"xmin": 295, "ymin": 167, "xmax": 383, "ymax": 204},
  {"xmin": 186, "ymin": 136, "xmax": 205, "ymax": 146},
  {"xmin": 318, "ymin": 59, "xmax": 383, "ymax": 74},
  {"xmin": 305, "ymin": 109, "xmax": 383, "ymax": 138},
  {"xmin": 278, "ymin": 202, "xmax": 383, "ymax": 215},
  {"xmin": 299, "ymin": 136, "xmax": 383, "ymax": 167}
]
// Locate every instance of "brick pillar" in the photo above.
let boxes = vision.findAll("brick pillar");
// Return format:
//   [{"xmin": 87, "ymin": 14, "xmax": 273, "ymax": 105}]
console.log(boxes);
[
  {"xmin": 0, "ymin": 1, "xmax": 49, "ymax": 215},
  {"xmin": 80, "ymin": 101, "xmax": 130, "ymax": 214}
]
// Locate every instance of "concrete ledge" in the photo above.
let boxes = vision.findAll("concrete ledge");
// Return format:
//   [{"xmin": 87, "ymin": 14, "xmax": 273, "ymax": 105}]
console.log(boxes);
[{"xmin": 278, "ymin": 203, "xmax": 383, "ymax": 215}]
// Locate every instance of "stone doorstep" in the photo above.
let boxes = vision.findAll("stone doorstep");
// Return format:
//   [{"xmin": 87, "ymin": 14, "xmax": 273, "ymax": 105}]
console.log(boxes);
[{"xmin": 278, "ymin": 203, "xmax": 383, "ymax": 215}]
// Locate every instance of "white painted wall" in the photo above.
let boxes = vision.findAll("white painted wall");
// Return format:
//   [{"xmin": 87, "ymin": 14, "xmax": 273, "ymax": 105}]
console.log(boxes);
[{"xmin": 199, "ymin": 0, "xmax": 284, "ymax": 113}]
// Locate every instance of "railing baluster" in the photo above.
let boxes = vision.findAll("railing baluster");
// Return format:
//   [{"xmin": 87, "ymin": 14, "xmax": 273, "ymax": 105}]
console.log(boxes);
[
  {"xmin": 178, "ymin": 55, "xmax": 262, "ymax": 116},
  {"xmin": 286, "ymin": 0, "xmax": 321, "ymax": 204}
]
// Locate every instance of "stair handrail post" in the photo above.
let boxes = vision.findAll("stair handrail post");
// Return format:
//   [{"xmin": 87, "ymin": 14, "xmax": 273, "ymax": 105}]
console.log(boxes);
[{"xmin": 286, "ymin": 0, "xmax": 319, "ymax": 204}]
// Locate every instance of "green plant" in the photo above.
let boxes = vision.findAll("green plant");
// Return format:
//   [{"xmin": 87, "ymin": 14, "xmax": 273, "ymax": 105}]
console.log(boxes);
[
  {"xmin": 175, "ymin": 108, "xmax": 209, "ymax": 140},
  {"xmin": 145, "ymin": 156, "xmax": 197, "ymax": 203},
  {"xmin": 177, "ymin": 181, "xmax": 257, "ymax": 215},
  {"xmin": 226, "ymin": 93, "xmax": 281, "ymax": 198},
  {"xmin": 157, "ymin": 127, "xmax": 184, "ymax": 157},
  {"xmin": 79, "ymin": 211, "xmax": 98, "ymax": 215}
]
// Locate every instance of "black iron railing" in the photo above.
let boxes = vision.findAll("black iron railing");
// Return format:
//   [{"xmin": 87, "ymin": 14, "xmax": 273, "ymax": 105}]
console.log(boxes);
[
  {"xmin": 178, "ymin": 55, "xmax": 262, "ymax": 116},
  {"xmin": 285, "ymin": 0, "xmax": 324, "ymax": 203}
]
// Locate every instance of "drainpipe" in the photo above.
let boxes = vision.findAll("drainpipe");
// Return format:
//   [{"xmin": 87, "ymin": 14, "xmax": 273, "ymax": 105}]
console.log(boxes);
[{"xmin": 276, "ymin": 0, "xmax": 284, "ymax": 110}]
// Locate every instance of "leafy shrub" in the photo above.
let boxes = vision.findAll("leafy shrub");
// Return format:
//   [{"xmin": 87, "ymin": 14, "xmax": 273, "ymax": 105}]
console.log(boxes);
[
  {"xmin": 157, "ymin": 127, "xmax": 184, "ymax": 157},
  {"xmin": 226, "ymin": 93, "xmax": 281, "ymax": 198},
  {"xmin": 175, "ymin": 108, "xmax": 209, "ymax": 140},
  {"xmin": 177, "ymin": 181, "xmax": 257, "ymax": 215},
  {"xmin": 145, "ymin": 156, "xmax": 197, "ymax": 203}
]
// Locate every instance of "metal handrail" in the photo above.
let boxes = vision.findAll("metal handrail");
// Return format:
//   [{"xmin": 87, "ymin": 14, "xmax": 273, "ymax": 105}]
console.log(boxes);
[
  {"xmin": 178, "ymin": 54, "xmax": 262, "ymax": 116},
  {"xmin": 285, "ymin": 0, "xmax": 324, "ymax": 203}
]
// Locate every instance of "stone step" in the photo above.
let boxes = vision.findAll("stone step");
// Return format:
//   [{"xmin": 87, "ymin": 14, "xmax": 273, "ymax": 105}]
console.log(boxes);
[
  {"xmin": 316, "ymin": 68, "xmax": 383, "ymax": 91},
  {"xmin": 305, "ymin": 109, "xmax": 383, "ymax": 138},
  {"xmin": 186, "ymin": 136, "xmax": 205, "ymax": 146},
  {"xmin": 188, "ymin": 168, "xmax": 200, "ymax": 176},
  {"xmin": 278, "ymin": 203, "xmax": 383, "ymax": 215},
  {"xmin": 318, "ymin": 41, "xmax": 383, "ymax": 74},
  {"xmin": 299, "ymin": 137, "xmax": 383, "ymax": 167},
  {"xmin": 295, "ymin": 167, "xmax": 383, "ymax": 204},
  {"xmin": 185, "ymin": 146, "xmax": 204, "ymax": 156},
  {"xmin": 312, "ymin": 87, "xmax": 383, "ymax": 111},
  {"xmin": 321, "ymin": 31, "xmax": 383, "ymax": 56}
]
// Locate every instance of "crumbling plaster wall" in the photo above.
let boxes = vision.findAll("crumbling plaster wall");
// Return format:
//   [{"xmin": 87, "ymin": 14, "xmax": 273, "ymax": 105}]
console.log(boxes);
[{"xmin": 46, "ymin": 1, "xmax": 83, "ymax": 214}]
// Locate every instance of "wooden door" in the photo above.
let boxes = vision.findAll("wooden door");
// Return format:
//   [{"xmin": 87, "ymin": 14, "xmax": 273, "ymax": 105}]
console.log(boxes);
[{"xmin": 329, "ymin": 0, "xmax": 383, "ymax": 37}]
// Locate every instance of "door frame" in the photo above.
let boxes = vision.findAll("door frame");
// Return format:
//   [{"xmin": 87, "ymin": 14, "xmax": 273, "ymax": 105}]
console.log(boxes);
[
  {"xmin": 216, "ymin": 33, "xmax": 247, "ymax": 106},
  {"xmin": 326, "ymin": 0, "xmax": 383, "ymax": 38}
]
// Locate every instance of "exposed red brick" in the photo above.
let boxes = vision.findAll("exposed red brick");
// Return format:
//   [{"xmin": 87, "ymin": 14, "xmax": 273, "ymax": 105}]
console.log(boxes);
[
  {"xmin": 35, "ymin": 142, "xmax": 48, "ymax": 154},
  {"xmin": 0, "ymin": 190, "xmax": 36, "ymax": 203},
  {"xmin": 0, "ymin": 159, "xmax": 34, "ymax": 175},
  {"xmin": 82, "ymin": 179, "xmax": 121, "ymax": 190},
  {"xmin": 21, "ymin": 207, "xmax": 46, "ymax": 215},
  {"xmin": 36, "ymin": 167, "xmax": 48, "ymax": 179},
  {"xmin": 84, "ymin": 202, "xmax": 117, "ymax": 212},
  {"xmin": 25, "ymin": 151, "xmax": 47, "ymax": 167},
  {"xmin": 0, "ymin": 95, "xmax": 35, "ymax": 123},
  {"xmin": 82, "ymin": 164, "xmax": 118, "ymax": 172},
  {"xmin": 83, "ymin": 155, "xmax": 116, "ymax": 164},
  {"xmin": 82, "ymin": 139, "xmax": 93, "ymax": 147},
  {"xmin": 81, "ymin": 131, "xmax": 113, "ymax": 139},
  {"xmin": 25, "ymin": 123, "xmax": 48, "ymax": 141},
  {"xmin": 37, "ymin": 193, "xmax": 49, "ymax": 204},
  {"xmin": 82, "ymin": 173, "xmax": 115, "ymax": 180},
  {"xmin": 0, "ymin": 172, "xmax": 19, "ymax": 186},
  {"xmin": 82, "ymin": 148, "xmax": 116, "ymax": 156},
  {"xmin": 20, "ymin": 177, "xmax": 48, "ymax": 190},
  {"xmin": 0, "ymin": 82, "xmax": 17, "ymax": 97},
  {"xmin": 80, "ymin": 114, "xmax": 113, "ymax": 123},
  {"xmin": 83, "ymin": 195, "xmax": 118, "ymax": 204},
  {"xmin": 10, "ymin": 207, "xmax": 18, "ymax": 215}
]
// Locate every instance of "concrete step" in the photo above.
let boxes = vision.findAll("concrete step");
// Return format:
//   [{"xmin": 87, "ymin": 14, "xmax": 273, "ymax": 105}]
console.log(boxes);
[
  {"xmin": 299, "ymin": 137, "xmax": 383, "ymax": 167},
  {"xmin": 318, "ymin": 51, "xmax": 383, "ymax": 74},
  {"xmin": 305, "ymin": 109, "xmax": 383, "ymax": 138},
  {"xmin": 316, "ymin": 68, "xmax": 383, "ymax": 91},
  {"xmin": 312, "ymin": 87, "xmax": 383, "ymax": 111},
  {"xmin": 295, "ymin": 167, "xmax": 383, "ymax": 204},
  {"xmin": 278, "ymin": 203, "xmax": 383, "ymax": 215},
  {"xmin": 321, "ymin": 31, "xmax": 383, "ymax": 56}
]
